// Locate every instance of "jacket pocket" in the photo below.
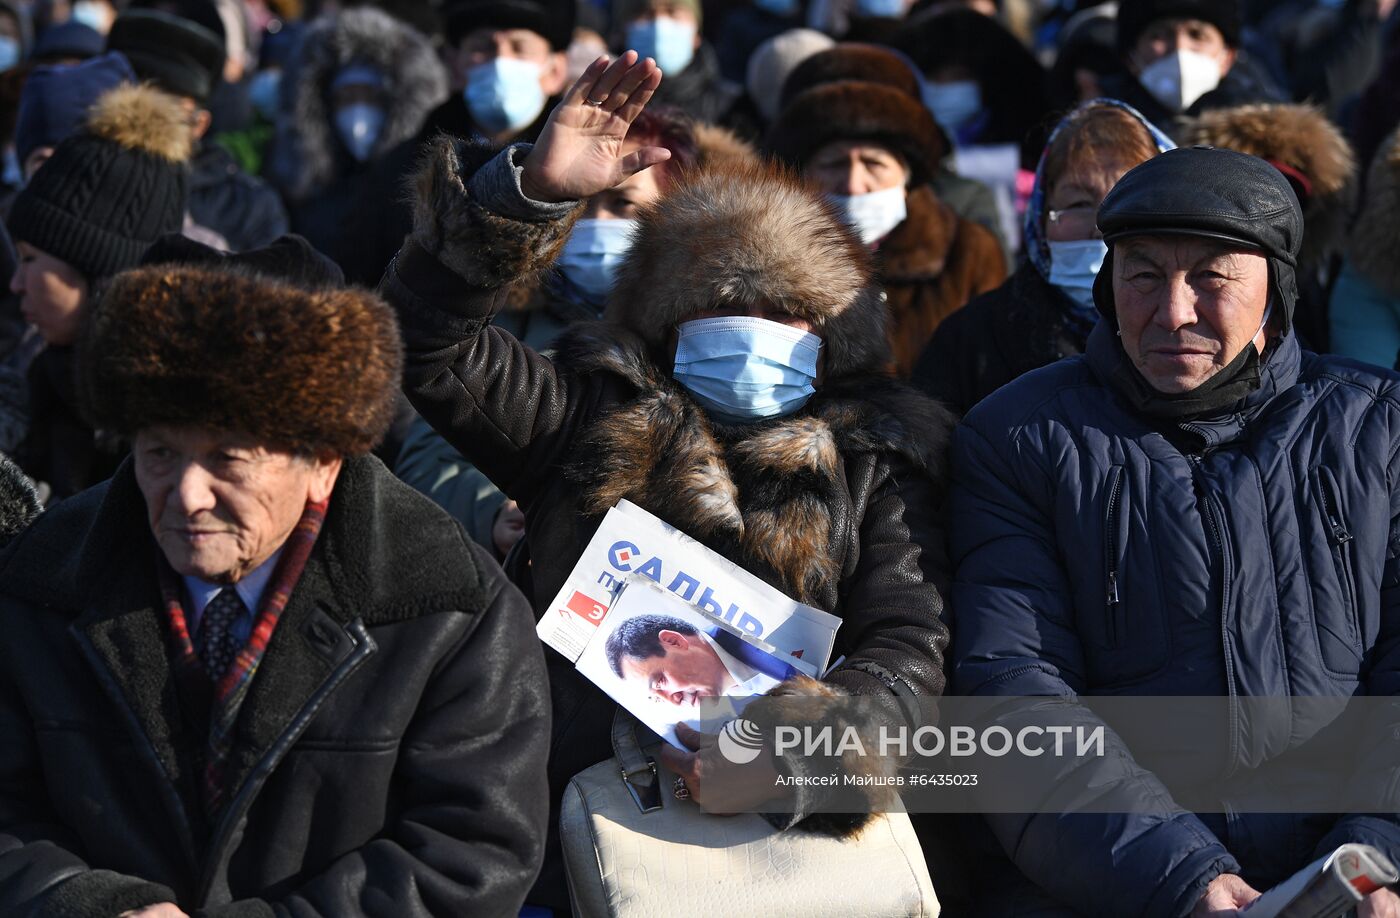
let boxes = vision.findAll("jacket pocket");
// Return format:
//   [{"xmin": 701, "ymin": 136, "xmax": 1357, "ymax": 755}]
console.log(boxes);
[
  {"xmin": 1313, "ymin": 466, "xmax": 1362, "ymax": 668},
  {"xmin": 1102, "ymin": 465, "xmax": 1127, "ymax": 649}
]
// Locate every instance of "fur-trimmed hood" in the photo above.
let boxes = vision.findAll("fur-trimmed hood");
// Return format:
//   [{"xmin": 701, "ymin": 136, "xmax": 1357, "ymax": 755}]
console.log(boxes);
[
  {"xmin": 1348, "ymin": 126, "xmax": 1400, "ymax": 298},
  {"xmin": 279, "ymin": 7, "xmax": 447, "ymax": 200},
  {"xmin": 1188, "ymin": 103, "xmax": 1356, "ymax": 269},
  {"xmin": 608, "ymin": 158, "xmax": 892, "ymax": 379}
]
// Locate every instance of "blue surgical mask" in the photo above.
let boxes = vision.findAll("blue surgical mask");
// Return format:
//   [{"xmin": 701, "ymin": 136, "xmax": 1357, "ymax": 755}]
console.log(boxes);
[
  {"xmin": 673, "ymin": 316, "xmax": 822, "ymax": 423},
  {"xmin": 558, "ymin": 218, "xmax": 636, "ymax": 301},
  {"xmin": 922, "ymin": 79, "xmax": 982, "ymax": 132},
  {"xmin": 335, "ymin": 103, "xmax": 385, "ymax": 162},
  {"xmin": 828, "ymin": 186, "xmax": 907, "ymax": 245},
  {"xmin": 855, "ymin": 0, "xmax": 904, "ymax": 17},
  {"xmin": 754, "ymin": 0, "xmax": 798, "ymax": 16},
  {"xmin": 0, "ymin": 36, "xmax": 19, "ymax": 71},
  {"xmin": 250, "ymin": 69, "xmax": 282, "ymax": 120},
  {"xmin": 465, "ymin": 58, "xmax": 547, "ymax": 135},
  {"xmin": 1047, "ymin": 238, "xmax": 1108, "ymax": 312},
  {"xmin": 626, "ymin": 17, "xmax": 697, "ymax": 76}
]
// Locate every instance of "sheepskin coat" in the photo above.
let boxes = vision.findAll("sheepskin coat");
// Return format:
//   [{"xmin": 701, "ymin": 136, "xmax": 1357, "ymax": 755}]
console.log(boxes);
[
  {"xmin": 879, "ymin": 184, "xmax": 1006, "ymax": 376},
  {"xmin": 382, "ymin": 138, "xmax": 954, "ymax": 910}
]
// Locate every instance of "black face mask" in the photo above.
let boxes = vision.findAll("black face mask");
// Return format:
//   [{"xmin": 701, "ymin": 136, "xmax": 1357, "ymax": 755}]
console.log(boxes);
[{"xmin": 1107, "ymin": 334, "xmax": 1263, "ymax": 421}]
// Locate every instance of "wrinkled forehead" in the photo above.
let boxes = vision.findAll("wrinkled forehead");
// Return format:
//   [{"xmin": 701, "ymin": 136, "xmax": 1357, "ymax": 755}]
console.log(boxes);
[{"xmin": 1115, "ymin": 234, "xmax": 1266, "ymax": 269}]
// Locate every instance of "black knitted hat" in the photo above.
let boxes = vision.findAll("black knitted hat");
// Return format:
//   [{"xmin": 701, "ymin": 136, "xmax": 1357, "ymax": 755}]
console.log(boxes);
[
  {"xmin": 443, "ymin": 0, "xmax": 575, "ymax": 50},
  {"xmin": 7, "ymin": 83, "xmax": 191, "ymax": 280},
  {"xmin": 106, "ymin": 7, "xmax": 226, "ymax": 102},
  {"xmin": 1116, "ymin": 0, "xmax": 1242, "ymax": 56}
]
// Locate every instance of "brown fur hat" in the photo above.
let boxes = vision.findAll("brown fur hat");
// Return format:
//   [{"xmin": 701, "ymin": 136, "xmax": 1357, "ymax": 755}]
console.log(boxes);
[
  {"xmin": 80, "ymin": 265, "xmax": 403, "ymax": 457},
  {"xmin": 1188, "ymin": 103, "xmax": 1356, "ymax": 266},
  {"xmin": 778, "ymin": 43, "xmax": 923, "ymax": 110},
  {"xmin": 767, "ymin": 79, "xmax": 946, "ymax": 185},
  {"xmin": 691, "ymin": 121, "xmax": 760, "ymax": 172},
  {"xmin": 607, "ymin": 158, "xmax": 891, "ymax": 379}
]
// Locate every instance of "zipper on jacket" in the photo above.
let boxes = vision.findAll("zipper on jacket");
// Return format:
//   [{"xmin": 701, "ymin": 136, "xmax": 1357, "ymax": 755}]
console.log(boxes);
[
  {"xmin": 1189, "ymin": 453, "xmax": 1242, "ymax": 774},
  {"xmin": 1316, "ymin": 467, "xmax": 1361, "ymax": 656},
  {"xmin": 1103, "ymin": 466, "xmax": 1125, "ymax": 648},
  {"xmin": 195, "ymin": 619, "xmax": 377, "ymax": 906}
]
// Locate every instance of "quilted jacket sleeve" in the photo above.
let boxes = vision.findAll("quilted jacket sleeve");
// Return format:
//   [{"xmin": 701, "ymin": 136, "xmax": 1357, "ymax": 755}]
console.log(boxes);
[
  {"xmin": 948, "ymin": 417, "xmax": 1240, "ymax": 918},
  {"xmin": 380, "ymin": 139, "xmax": 609, "ymax": 507}
]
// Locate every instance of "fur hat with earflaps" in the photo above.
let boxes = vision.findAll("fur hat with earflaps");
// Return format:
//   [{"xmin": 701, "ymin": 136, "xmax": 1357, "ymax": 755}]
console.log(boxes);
[
  {"xmin": 1188, "ymin": 103, "xmax": 1356, "ymax": 270},
  {"xmin": 607, "ymin": 157, "xmax": 891, "ymax": 379},
  {"xmin": 7, "ymin": 82, "xmax": 191, "ymax": 280},
  {"xmin": 79, "ymin": 264, "xmax": 403, "ymax": 457}
]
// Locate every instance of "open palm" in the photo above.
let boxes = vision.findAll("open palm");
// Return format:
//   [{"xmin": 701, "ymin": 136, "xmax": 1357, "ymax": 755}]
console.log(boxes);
[{"xmin": 520, "ymin": 51, "xmax": 671, "ymax": 204}]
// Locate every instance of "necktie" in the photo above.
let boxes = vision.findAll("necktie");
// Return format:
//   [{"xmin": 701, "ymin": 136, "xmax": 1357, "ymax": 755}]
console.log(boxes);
[{"xmin": 196, "ymin": 587, "xmax": 248, "ymax": 684}]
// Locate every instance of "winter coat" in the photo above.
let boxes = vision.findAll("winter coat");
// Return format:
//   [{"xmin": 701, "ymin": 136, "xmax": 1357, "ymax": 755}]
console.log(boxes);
[
  {"xmin": 188, "ymin": 142, "xmax": 289, "ymax": 253},
  {"xmin": 393, "ymin": 278, "xmax": 597, "ymax": 551},
  {"xmin": 0, "ymin": 454, "xmax": 551, "ymax": 917},
  {"xmin": 1331, "ymin": 126, "xmax": 1400, "ymax": 368},
  {"xmin": 914, "ymin": 262, "xmax": 1086, "ymax": 415},
  {"xmin": 382, "ymin": 140, "xmax": 954, "ymax": 910},
  {"xmin": 647, "ymin": 41, "xmax": 744, "ymax": 127},
  {"xmin": 15, "ymin": 346, "xmax": 124, "ymax": 502},
  {"xmin": 948, "ymin": 322, "xmax": 1400, "ymax": 916},
  {"xmin": 879, "ymin": 184, "xmax": 1005, "ymax": 376}
]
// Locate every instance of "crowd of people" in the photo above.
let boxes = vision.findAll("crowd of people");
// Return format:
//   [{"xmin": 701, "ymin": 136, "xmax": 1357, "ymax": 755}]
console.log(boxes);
[{"xmin": 0, "ymin": 0, "xmax": 1395, "ymax": 915}]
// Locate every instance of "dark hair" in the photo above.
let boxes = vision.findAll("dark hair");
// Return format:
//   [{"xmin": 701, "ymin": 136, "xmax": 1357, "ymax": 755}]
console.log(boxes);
[
  {"xmin": 624, "ymin": 106, "xmax": 699, "ymax": 182},
  {"xmin": 605, "ymin": 614, "xmax": 699, "ymax": 678},
  {"xmin": 1043, "ymin": 103, "xmax": 1159, "ymax": 195}
]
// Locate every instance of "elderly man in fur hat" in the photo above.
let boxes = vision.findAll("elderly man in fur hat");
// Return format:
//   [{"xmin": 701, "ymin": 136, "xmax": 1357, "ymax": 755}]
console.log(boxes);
[
  {"xmin": 383, "ymin": 52, "xmax": 954, "ymax": 910},
  {"xmin": 0, "ymin": 252, "xmax": 551, "ymax": 916}
]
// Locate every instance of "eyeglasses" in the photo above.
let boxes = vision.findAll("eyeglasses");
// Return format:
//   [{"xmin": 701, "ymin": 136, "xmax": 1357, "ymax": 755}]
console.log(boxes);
[{"xmin": 1046, "ymin": 204, "xmax": 1098, "ymax": 231}]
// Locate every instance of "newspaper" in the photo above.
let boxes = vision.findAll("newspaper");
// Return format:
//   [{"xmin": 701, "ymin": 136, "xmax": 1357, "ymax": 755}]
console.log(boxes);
[
  {"xmin": 537, "ymin": 499, "xmax": 840, "ymax": 672},
  {"xmin": 1243, "ymin": 844, "xmax": 1398, "ymax": 918},
  {"xmin": 576, "ymin": 576, "xmax": 815, "ymax": 747}
]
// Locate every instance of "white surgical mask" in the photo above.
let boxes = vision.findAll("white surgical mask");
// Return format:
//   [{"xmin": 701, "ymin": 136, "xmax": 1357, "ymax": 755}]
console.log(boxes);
[
  {"xmin": 558, "ymin": 218, "xmax": 636, "ymax": 301},
  {"xmin": 828, "ymin": 186, "xmax": 908, "ymax": 245},
  {"xmin": 71, "ymin": 0, "xmax": 113, "ymax": 33},
  {"xmin": 1137, "ymin": 49, "xmax": 1223, "ymax": 113},
  {"xmin": 465, "ymin": 58, "xmax": 546, "ymax": 135},
  {"xmin": 1047, "ymin": 238, "xmax": 1108, "ymax": 312},
  {"xmin": 922, "ymin": 79, "xmax": 982, "ymax": 132}
]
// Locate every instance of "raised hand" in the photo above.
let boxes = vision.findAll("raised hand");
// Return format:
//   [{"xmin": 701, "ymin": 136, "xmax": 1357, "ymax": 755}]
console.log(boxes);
[{"xmin": 519, "ymin": 51, "xmax": 670, "ymax": 204}]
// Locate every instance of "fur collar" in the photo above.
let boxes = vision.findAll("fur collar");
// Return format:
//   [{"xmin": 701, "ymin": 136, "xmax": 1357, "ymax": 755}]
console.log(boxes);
[
  {"xmin": 553, "ymin": 323, "xmax": 952, "ymax": 606},
  {"xmin": 878, "ymin": 185, "xmax": 956, "ymax": 281}
]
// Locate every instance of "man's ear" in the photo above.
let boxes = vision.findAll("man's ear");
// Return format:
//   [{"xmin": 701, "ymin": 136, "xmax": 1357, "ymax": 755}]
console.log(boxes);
[
  {"xmin": 541, "ymin": 51, "xmax": 569, "ymax": 97},
  {"xmin": 657, "ymin": 629, "xmax": 689, "ymax": 650},
  {"xmin": 1219, "ymin": 47, "xmax": 1238, "ymax": 78}
]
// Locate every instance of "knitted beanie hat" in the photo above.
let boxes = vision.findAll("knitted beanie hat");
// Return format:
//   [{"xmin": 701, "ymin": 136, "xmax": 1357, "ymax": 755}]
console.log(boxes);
[{"xmin": 7, "ymin": 83, "xmax": 192, "ymax": 280}]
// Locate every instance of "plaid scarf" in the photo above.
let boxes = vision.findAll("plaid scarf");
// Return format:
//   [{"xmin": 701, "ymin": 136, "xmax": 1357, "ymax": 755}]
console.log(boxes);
[{"xmin": 158, "ymin": 498, "xmax": 329, "ymax": 819}]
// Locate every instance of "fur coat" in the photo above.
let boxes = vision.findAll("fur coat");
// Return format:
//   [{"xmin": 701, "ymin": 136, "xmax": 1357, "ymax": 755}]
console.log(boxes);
[{"xmin": 383, "ymin": 136, "xmax": 954, "ymax": 909}]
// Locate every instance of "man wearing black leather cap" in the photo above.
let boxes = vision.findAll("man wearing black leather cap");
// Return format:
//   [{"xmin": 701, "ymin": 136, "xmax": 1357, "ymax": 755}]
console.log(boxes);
[{"xmin": 947, "ymin": 146, "xmax": 1400, "ymax": 916}]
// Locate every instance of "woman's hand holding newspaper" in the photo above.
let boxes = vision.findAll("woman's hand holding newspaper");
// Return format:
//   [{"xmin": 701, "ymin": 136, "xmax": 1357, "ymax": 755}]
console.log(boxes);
[{"xmin": 660, "ymin": 723, "xmax": 786, "ymax": 814}]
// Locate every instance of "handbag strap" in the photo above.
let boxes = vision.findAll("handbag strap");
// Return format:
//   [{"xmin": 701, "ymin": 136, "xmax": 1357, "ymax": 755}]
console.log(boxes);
[{"xmin": 611, "ymin": 709, "xmax": 663, "ymax": 813}]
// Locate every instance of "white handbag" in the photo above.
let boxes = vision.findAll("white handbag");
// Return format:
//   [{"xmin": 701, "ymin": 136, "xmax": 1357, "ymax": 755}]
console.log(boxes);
[{"xmin": 559, "ymin": 712, "xmax": 940, "ymax": 918}]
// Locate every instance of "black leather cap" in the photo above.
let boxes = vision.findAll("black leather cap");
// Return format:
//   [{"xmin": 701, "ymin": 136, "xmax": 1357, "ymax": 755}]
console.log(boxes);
[
  {"xmin": 1093, "ymin": 146, "xmax": 1304, "ymax": 329},
  {"xmin": 1098, "ymin": 146, "xmax": 1303, "ymax": 263}
]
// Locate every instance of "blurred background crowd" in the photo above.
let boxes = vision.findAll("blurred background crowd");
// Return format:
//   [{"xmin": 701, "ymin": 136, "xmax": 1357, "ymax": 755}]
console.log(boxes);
[{"xmin": 0, "ymin": 0, "xmax": 1396, "ymax": 547}]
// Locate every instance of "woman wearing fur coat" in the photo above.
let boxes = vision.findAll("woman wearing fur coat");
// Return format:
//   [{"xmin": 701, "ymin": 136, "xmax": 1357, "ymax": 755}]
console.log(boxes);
[{"xmin": 381, "ymin": 52, "xmax": 954, "ymax": 910}]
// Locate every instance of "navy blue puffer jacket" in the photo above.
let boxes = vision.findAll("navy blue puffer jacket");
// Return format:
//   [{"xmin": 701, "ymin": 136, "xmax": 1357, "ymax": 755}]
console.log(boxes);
[{"xmin": 949, "ymin": 321, "xmax": 1400, "ymax": 917}]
